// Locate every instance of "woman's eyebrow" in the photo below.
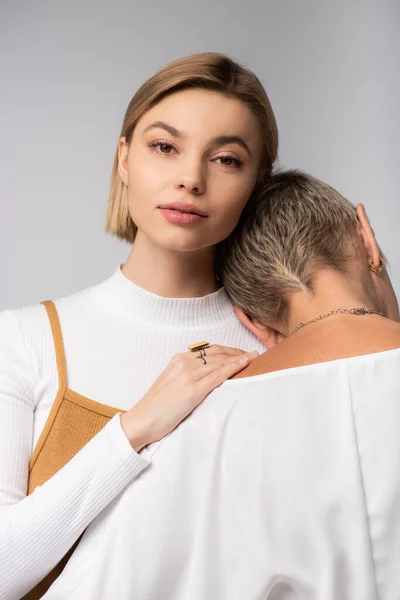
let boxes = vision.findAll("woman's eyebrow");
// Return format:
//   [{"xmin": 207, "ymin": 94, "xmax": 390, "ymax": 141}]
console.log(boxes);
[
  {"xmin": 143, "ymin": 121, "xmax": 182, "ymax": 138},
  {"xmin": 142, "ymin": 122, "xmax": 252, "ymax": 157},
  {"xmin": 211, "ymin": 135, "xmax": 252, "ymax": 157}
]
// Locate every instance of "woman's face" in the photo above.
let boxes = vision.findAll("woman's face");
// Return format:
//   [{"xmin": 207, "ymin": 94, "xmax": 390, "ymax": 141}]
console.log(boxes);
[{"xmin": 118, "ymin": 88, "xmax": 262, "ymax": 252}]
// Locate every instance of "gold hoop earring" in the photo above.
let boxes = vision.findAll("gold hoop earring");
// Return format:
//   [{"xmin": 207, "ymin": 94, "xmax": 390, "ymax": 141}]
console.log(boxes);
[{"xmin": 369, "ymin": 258, "xmax": 384, "ymax": 273}]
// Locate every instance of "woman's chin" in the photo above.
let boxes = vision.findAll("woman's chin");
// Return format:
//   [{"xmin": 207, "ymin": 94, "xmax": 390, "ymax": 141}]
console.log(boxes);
[{"xmin": 150, "ymin": 232, "xmax": 215, "ymax": 254}]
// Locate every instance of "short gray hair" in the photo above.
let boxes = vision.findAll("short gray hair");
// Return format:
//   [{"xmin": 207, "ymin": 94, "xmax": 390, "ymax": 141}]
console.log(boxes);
[{"xmin": 220, "ymin": 170, "xmax": 361, "ymax": 324}]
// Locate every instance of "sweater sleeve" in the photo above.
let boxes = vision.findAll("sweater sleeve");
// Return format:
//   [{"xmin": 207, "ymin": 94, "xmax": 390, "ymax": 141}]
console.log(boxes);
[{"xmin": 0, "ymin": 310, "xmax": 151, "ymax": 600}]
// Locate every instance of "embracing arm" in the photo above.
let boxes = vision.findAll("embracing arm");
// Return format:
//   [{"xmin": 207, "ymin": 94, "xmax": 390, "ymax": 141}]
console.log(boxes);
[
  {"xmin": 0, "ymin": 309, "xmax": 254, "ymax": 599},
  {"xmin": 0, "ymin": 310, "xmax": 150, "ymax": 600}
]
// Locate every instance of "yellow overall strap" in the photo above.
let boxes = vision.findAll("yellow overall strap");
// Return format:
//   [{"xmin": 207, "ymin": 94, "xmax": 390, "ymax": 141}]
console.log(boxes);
[{"xmin": 29, "ymin": 300, "xmax": 67, "ymax": 478}]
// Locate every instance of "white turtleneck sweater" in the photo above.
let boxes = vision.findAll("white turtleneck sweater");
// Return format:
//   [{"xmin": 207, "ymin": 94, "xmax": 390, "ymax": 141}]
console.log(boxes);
[{"xmin": 0, "ymin": 266, "xmax": 264, "ymax": 600}]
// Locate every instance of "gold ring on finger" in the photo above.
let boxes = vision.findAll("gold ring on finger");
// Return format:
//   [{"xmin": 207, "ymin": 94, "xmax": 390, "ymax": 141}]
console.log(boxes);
[
  {"xmin": 196, "ymin": 355, "xmax": 207, "ymax": 365},
  {"xmin": 188, "ymin": 341, "xmax": 210, "ymax": 352}
]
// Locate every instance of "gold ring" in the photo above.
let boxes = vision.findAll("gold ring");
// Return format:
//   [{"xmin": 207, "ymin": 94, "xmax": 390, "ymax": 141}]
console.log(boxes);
[
  {"xmin": 196, "ymin": 355, "xmax": 207, "ymax": 365},
  {"xmin": 369, "ymin": 258, "xmax": 384, "ymax": 273},
  {"xmin": 188, "ymin": 341, "xmax": 210, "ymax": 352}
]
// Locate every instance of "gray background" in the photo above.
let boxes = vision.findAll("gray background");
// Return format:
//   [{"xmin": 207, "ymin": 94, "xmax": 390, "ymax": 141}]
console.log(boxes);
[{"xmin": 1, "ymin": 0, "xmax": 399, "ymax": 310}]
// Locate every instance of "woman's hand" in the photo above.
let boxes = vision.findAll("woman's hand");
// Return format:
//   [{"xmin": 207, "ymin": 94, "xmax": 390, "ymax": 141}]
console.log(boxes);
[{"xmin": 120, "ymin": 345, "xmax": 258, "ymax": 452}]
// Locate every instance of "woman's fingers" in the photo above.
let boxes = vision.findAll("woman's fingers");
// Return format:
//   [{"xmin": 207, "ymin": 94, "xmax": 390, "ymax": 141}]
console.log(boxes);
[
  {"xmin": 199, "ymin": 345, "xmax": 247, "ymax": 357},
  {"xmin": 193, "ymin": 353, "xmax": 251, "ymax": 400},
  {"xmin": 188, "ymin": 350, "xmax": 257, "ymax": 382},
  {"xmin": 171, "ymin": 345, "xmax": 257, "ymax": 368},
  {"xmin": 169, "ymin": 345, "xmax": 251, "ymax": 368},
  {"xmin": 163, "ymin": 349, "xmax": 258, "ymax": 383}
]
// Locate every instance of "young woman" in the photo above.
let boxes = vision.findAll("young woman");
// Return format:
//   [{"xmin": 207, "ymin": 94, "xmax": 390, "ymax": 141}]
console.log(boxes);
[{"xmin": 0, "ymin": 53, "xmax": 278, "ymax": 599}]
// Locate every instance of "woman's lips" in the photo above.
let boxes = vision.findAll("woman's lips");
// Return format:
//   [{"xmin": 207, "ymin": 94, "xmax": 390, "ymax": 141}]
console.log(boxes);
[
  {"xmin": 158, "ymin": 203, "xmax": 208, "ymax": 225},
  {"xmin": 159, "ymin": 208, "xmax": 206, "ymax": 225}
]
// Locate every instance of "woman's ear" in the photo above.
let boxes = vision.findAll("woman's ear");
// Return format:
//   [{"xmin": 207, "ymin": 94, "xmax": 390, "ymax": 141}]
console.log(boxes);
[
  {"xmin": 118, "ymin": 137, "xmax": 129, "ymax": 186},
  {"xmin": 356, "ymin": 204, "xmax": 400, "ymax": 321},
  {"xmin": 356, "ymin": 204, "xmax": 380, "ymax": 266},
  {"xmin": 234, "ymin": 307, "xmax": 286, "ymax": 348}
]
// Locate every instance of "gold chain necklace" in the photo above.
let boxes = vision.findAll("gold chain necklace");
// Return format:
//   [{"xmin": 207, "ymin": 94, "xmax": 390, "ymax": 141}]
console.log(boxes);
[{"xmin": 291, "ymin": 307, "xmax": 384, "ymax": 336}]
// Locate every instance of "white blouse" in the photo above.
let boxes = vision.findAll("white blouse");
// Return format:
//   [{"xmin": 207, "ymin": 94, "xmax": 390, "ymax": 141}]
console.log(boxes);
[{"xmin": 45, "ymin": 347, "xmax": 400, "ymax": 600}]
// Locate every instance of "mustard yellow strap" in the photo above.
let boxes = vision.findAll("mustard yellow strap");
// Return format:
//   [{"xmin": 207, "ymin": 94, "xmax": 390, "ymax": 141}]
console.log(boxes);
[
  {"xmin": 29, "ymin": 301, "xmax": 68, "ymax": 472},
  {"xmin": 41, "ymin": 300, "xmax": 67, "ymax": 392}
]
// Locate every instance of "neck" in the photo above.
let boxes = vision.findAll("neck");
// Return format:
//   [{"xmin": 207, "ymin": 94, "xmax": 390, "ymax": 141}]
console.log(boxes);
[
  {"xmin": 284, "ymin": 269, "xmax": 380, "ymax": 336},
  {"xmin": 122, "ymin": 232, "xmax": 219, "ymax": 298}
]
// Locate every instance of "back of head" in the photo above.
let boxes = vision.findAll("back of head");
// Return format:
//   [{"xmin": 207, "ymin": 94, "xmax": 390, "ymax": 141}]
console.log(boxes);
[{"xmin": 220, "ymin": 170, "xmax": 362, "ymax": 324}]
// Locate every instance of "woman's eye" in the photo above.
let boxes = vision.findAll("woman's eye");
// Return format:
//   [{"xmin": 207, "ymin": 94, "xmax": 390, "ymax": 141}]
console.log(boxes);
[
  {"xmin": 216, "ymin": 156, "xmax": 242, "ymax": 168},
  {"xmin": 150, "ymin": 141, "xmax": 176, "ymax": 155},
  {"xmin": 159, "ymin": 143, "xmax": 173, "ymax": 154}
]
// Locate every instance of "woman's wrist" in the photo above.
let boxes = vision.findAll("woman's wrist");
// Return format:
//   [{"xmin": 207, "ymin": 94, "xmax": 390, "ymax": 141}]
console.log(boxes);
[{"xmin": 120, "ymin": 411, "xmax": 151, "ymax": 453}]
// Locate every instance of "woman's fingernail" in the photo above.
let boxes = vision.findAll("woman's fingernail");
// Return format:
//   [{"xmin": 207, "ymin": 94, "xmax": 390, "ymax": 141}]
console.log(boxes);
[
  {"xmin": 248, "ymin": 350, "xmax": 259, "ymax": 357},
  {"xmin": 238, "ymin": 356, "xmax": 249, "ymax": 364}
]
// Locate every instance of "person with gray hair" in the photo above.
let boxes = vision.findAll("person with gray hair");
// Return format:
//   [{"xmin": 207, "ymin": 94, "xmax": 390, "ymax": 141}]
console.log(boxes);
[
  {"xmin": 221, "ymin": 169, "xmax": 399, "ymax": 345},
  {"xmin": 43, "ymin": 171, "xmax": 400, "ymax": 599}
]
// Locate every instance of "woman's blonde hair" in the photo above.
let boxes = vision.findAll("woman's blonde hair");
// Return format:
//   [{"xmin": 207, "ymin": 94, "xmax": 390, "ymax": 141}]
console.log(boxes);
[
  {"xmin": 220, "ymin": 170, "xmax": 367, "ymax": 324},
  {"xmin": 105, "ymin": 52, "xmax": 279, "ymax": 243}
]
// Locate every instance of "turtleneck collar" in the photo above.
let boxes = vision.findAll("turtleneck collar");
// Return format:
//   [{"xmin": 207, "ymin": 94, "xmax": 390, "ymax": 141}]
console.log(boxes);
[{"xmin": 92, "ymin": 265, "xmax": 238, "ymax": 332}]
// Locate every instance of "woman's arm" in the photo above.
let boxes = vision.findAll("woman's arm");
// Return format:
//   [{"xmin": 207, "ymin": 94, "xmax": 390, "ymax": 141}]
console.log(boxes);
[
  {"xmin": 0, "ymin": 310, "xmax": 254, "ymax": 600},
  {"xmin": 0, "ymin": 310, "xmax": 149, "ymax": 600}
]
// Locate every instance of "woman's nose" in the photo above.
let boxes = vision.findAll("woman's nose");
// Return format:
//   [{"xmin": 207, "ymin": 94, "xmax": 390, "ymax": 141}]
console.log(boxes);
[{"xmin": 175, "ymin": 161, "xmax": 206, "ymax": 195}]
